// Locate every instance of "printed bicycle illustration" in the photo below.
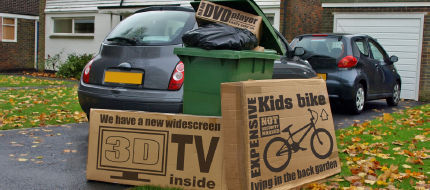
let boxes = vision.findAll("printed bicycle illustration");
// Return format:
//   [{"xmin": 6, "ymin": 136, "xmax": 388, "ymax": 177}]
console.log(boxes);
[{"xmin": 263, "ymin": 109, "xmax": 333, "ymax": 172}]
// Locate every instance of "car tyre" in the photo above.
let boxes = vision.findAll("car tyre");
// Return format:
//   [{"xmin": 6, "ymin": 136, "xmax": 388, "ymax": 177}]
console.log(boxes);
[
  {"xmin": 347, "ymin": 83, "xmax": 365, "ymax": 114},
  {"xmin": 386, "ymin": 82, "xmax": 400, "ymax": 106}
]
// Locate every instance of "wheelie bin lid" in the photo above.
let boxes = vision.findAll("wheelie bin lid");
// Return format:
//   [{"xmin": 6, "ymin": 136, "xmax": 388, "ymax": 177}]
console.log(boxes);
[{"xmin": 190, "ymin": 0, "xmax": 287, "ymax": 56}]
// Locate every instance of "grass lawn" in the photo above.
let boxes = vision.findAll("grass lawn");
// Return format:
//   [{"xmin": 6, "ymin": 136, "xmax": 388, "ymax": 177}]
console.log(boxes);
[
  {"xmin": 0, "ymin": 74, "xmax": 76, "ymax": 87},
  {"xmin": 0, "ymin": 75, "xmax": 86, "ymax": 130},
  {"xmin": 307, "ymin": 104, "xmax": 430, "ymax": 189}
]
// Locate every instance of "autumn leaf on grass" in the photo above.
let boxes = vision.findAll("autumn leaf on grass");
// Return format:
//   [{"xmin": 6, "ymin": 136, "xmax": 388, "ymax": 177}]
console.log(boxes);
[
  {"xmin": 404, "ymin": 150, "xmax": 415, "ymax": 157},
  {"xmin": 405, "ymin": 170, "xmax": 427, "ymax": 180},
  {"xmin": 406, "ymin": 157, "xmax": 424, "ymax": 165},
  {"xmin": 377, "ymin": 153, "xmax": 395, "ymax": 160},
  {"xmin": 383, "ymin": 113, "xmax": 394, "ymax": 123},
  {"xmin": 415, "ymin": 181, "xmax": 430, "ymax": 189},
  {"xmin": 414, "ymin": 135, "xmax": 430, "ymax": 142},
  {"xmin": 364, "ymin": 179, "xmax": 376, "ymax": 185},
  {"xmin": 351, "ymin": 137, "xmax": 361, "ymax": 142},
  {"xmin": 392, "ymin": 140, "xmax": 404, "ymax": 146},
  {"xmin": 373, "ymin": 135, "xmax": 383, "ymax": 140},
  {"xmin": 345, "ymin": 176, "xmax": 362, "ymax": 184}
]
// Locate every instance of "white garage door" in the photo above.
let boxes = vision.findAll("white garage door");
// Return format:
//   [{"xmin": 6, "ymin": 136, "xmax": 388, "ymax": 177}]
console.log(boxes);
[{"xmin": 334, "ymin": 13, "xmax": 425, "ymax": 100}]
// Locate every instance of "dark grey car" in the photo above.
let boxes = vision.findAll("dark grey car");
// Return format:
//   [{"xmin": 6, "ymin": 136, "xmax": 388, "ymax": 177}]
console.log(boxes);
[
  {"xmin": 291, "ymin": 34, "xmax": 401, "ymax": 114},
  {"xmin": 78, "ymin": 7, "xmax": 194, "ymax": 115},
  {"xmin": 78, "ymin": 6, "xmax": 315, "ymax": 116}
]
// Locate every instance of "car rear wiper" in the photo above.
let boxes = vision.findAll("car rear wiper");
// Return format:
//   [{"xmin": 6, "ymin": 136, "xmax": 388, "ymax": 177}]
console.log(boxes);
[{"xmin": 106, "ymin": 37, "xmax": 137, "ymax": 45}]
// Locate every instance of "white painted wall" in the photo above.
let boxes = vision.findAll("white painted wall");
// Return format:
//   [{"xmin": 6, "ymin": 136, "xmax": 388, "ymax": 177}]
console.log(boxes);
[{"xmin": 45, "ymin": 12, "xmax": 120, "ymax": 69}]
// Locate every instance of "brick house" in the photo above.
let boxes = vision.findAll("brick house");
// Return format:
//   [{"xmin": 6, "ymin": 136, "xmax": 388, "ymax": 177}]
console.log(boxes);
[
  {"xmin": 0, "ymin": 0, "xmax": 40, "ymax": 71},
  {"xmin": 281, "ymin": 0, "xmax": 430, "ymax": 101}
]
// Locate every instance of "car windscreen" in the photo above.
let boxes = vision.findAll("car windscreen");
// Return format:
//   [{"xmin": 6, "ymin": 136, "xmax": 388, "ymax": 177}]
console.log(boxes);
[
  {"xmin": 105, "ymin": 10, "xmax": 195, "ymax": 46},
  {"xmin": 291, "ymin": 36, "xmax": 345, "ymax": 59}
]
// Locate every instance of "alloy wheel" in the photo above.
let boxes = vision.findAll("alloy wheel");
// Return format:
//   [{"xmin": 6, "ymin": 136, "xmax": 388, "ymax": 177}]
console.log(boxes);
[
  {"xmin": 356, "ymin": 87, "xmax": 365, "ymax": 111},
  {"xmin": 393, "ymin": 84, "xmax": 400, "ymax": 104}
]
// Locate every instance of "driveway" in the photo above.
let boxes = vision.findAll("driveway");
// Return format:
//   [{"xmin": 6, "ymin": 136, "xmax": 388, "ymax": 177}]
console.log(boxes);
[
  {"xmin": 331, "ymin": 99, "xmax": 424, "ymax": 129},
  {"xmin": 0, "ymin": 100, "xmax": 424, "ymax": 189}
]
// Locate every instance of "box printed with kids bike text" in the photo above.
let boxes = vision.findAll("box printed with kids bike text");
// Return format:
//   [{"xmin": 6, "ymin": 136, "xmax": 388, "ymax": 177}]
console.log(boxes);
[{"xmin": 221, "ymin": 79, "xmax": 341, "ymax": 190}]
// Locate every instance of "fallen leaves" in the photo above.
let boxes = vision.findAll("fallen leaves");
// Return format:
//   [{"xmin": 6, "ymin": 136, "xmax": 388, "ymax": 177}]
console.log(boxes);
[
  {"xmin": 0, "ymin": 86, "xmax": 87, "ymax": 130},
  {"xmin": 0, "ymin": 74, "xmax": 75, "ymax": 88},
  {"xmin": 383, "ymin": 113, "xmax": 394, "ymax": 123},
  {"xmin": 325, "ymin": 105, "xmax": 430, "ymax": 189},
  {"xmin": 63, "ymin": 149, "xmax": 77, "ymax": 153},
  {"xmin": 17, "ymin": 158, "xmax": 28, "ymax": 162}
]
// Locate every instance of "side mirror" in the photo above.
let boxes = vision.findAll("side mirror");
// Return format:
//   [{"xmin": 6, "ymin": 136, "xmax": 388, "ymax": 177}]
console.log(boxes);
[
  {"xmin": 390, "ymin": 55, "xmax": 398, "ymax": 63},
  {"xmin": 294, "ymin": 47, "xmax": 305, "ymax": 56}
]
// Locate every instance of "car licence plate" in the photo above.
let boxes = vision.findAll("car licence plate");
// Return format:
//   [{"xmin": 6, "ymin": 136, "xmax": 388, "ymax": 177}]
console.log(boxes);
[
  {"xmin": 104, "ymin": 71, "xmax": 143, "ymax": 85},
  {"xmin": 317, "ymin": 73, "xmax": 327, "ymax": 81}
]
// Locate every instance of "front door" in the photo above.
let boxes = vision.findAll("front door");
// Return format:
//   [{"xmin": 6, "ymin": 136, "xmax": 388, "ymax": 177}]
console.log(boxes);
[
  {"xmin": 353, "ymin": 38, "xmax": 382, "ymax": 95},
  {"xmin": 368, "ymin": 39, "xmax": 391, "ymax": 94}
]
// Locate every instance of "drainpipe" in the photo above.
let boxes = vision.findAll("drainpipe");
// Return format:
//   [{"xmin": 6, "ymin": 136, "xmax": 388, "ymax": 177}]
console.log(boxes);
[
  {"xmin": 282, "ymin": 0, "xmax": 287, "ymax": 38},
  {"xmin": 120, "ymin": 0, "xmax": 124, "ymax": 20}
]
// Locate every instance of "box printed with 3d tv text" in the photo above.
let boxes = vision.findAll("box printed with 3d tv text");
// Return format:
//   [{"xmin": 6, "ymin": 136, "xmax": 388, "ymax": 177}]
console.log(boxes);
[
  {"xmin": 221, "ymin": 79, "xmax": 341, "ymax": 190},
  {"xmin": 195, "ymin": 0, "xmax": 262, "ymax": 39},
  {"xmin": 86, "ymin": 109, "xmax": 225, "ymax": 189}
]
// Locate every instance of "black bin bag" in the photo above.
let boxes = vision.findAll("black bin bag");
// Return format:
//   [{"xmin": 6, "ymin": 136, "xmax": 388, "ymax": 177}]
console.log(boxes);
[{"xmin": 182, "ymin": 23, "xmax": 258, "ymax": 50}]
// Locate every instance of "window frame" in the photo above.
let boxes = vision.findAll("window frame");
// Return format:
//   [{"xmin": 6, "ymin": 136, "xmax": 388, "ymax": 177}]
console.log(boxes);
[
  {"xmin": 2, "ymin": 17, "xmax": 18, "ymax": 43},
  {"xmin": 52, "ymin": 17, "xmax": 95, "ymax": 36}
]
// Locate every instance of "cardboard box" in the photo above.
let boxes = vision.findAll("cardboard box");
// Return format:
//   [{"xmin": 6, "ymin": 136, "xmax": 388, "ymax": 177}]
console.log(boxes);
[
  {"xmin": 221, "ymin": 79, "xmax": 341, "ymax": 190},
  {"xmin": 195, "ymin": 0, "xmax": 262, "ymax": 39},
  {"xmin": 87, "ymin": 109, "xmax": 225, "ymax": 189}
]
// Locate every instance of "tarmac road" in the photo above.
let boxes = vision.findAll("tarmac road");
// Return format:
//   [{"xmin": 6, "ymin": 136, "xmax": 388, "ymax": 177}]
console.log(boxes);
[{"xmin": 0, "ymin": 100, "xmax": 424, "ymax": 190}]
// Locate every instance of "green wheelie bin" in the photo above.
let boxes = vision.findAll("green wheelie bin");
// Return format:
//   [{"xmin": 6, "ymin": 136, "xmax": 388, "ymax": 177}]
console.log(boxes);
[{"xmin": 174, "ymin": 0, "xmax": 286, "ymax": 116}]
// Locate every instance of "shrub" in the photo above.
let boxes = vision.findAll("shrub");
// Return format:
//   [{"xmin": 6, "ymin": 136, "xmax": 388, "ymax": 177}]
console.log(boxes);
[{"xmin": 57, "ymin": 53, "xmax": 93, "ymax": 79}]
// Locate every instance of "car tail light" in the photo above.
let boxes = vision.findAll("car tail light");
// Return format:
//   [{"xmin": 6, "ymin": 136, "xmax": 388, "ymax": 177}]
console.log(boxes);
[
  {"xmin": 338, "ymin": 56, "xmax": 358, "ymax": 68},
  {"xmin": 168, "ymin": 61, "xmax": 184, "ymax": 90},
  {"xmin": 83, "ymin": 59, "xmax": 94, "ymax": 84}
]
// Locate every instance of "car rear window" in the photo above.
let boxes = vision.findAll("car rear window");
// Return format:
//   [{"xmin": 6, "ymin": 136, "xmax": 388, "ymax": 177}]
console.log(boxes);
[
  {"xmin": 291, "ymin": 36, "xmax": 345, "ymax": 59},
  {"xmin": 106, "ymin": 10, "xmax": 195, "ymax": 46}
]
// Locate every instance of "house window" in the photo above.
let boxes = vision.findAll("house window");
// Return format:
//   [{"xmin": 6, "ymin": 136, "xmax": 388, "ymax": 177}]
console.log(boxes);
[
  {"xmin": 266, "ymin": 14, "xmax": 275, "ymax": 25},
  {"xmin": 53, "ymin": 17, "xmax": 94, "ymax": 34},
  {"xmin": 2, "ymin": 17, "xmax": 17, "ymax": 42}
]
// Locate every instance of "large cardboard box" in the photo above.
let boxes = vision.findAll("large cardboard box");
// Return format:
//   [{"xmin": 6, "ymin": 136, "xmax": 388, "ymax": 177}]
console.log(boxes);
[
  {"xmin": 221, "ymin": 79, "xmax": 341, "ymax": 189},
  {"xmin": 87, "ymin": 109, "xmax": 225, "ymax": 189},
  {"xmin": 195, "ymin": 0, "xmax": 262, "ymax": 38}
]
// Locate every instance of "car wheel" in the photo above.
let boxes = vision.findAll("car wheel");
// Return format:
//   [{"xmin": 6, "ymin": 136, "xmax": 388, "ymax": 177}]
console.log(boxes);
[
  {"xmin": 386, "ymin": 82, "xmax": 400, "ymax": 106},
  {"xmin": 347, "ymin": 83, "xmax": 365, "ymax": 114}
]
